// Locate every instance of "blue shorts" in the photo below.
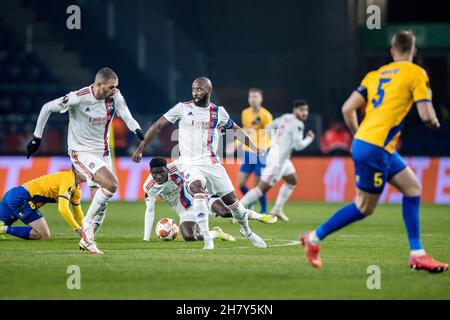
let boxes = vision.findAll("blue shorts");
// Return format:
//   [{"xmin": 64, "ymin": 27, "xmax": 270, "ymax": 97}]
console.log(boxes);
[
  {"xmin": 352, "ymin": 139, "xmax": 407, "ymax": 194},
  {"xmin": 0, "ymin": 186, "xmax": 43, "ymax": 225},
  {"xmin": 240, "ymin": 150, "xmax": 267, "ymax": 177}
]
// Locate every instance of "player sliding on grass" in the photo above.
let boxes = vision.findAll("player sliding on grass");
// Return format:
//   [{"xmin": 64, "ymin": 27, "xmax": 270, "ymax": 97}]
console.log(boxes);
[
  {"xmin": 240, "ymin": 100, "xmax": 315, "ymax": 222},
  {"xmin": 133, "ymin": 77, "xmax": 267, "ymax": 250},
  {"xmin": 300, "ymin": 30, "xmax": 448, "ymax": 272},
  {"xmin": 0, "ymin": 169, "xmax": 86, "ymax": 240},
  {"xmin": 26, "ymin": 67, "xmax": 144, "ymax": 254},
  {"xmin": 143, "ymin": 157, "xmax": 276, "ymax": 242}
]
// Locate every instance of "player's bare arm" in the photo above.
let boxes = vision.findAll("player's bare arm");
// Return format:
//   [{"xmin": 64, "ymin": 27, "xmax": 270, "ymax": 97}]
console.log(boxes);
[
  {"xmin": 232, "ymin": 122, "xmax": 265, "ymax": 156},
  {"xmin": 132, "ymin": 116, "xmax": 171, "ymax": 163},
  {"xmin": 342, "ymin": 91, "xmax": 366, "ymax": 135},
  {"xmin": 416, "ymin": 101, "xmax": 440, "ymax": 129}
]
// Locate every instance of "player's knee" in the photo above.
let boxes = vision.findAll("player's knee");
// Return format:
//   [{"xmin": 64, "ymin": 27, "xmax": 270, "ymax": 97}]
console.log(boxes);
[
  {"xmin": 34, "ymin": 228, "xmax": 51, "ymax": 240},
  {"xmin": 357, "ymin": 202, "xmax": 376, "ymax": 215},
  {"xmin": 405, "ymin": 181, "xmax": 421, "ymax": 197},
  {"xmin": 189, "ymin": 180, "xmax": 205, "ymax": 194},
  {"xmin": 104, "ymin": 178, "xmax": 118, "ymax": 194}
]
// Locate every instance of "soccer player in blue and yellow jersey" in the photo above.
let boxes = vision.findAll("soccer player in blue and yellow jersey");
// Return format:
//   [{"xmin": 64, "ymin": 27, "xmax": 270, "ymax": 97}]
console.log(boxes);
[
  {"xmin": 0, "ymin": 168, "xmax": 86, "ymax": 241},
  {"xmin": 237, "ymin": 88, "xmax": 273, "ymax": 215},
  {"xmin": 300, "ymin": 30, "xmax": 447, "ymax": 272}
]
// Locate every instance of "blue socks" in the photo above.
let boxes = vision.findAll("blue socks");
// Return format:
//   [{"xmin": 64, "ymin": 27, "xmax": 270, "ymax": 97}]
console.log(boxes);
[
  {"xmin": 6, "ymin": 226, "xmax": 32, "ymax": 239},
  {"xmin": 259, "ymin": 194, "xmax": 267, "ymax": 214},
  {"xmin": 402, "ymin": 196, "xmax": 423, "ymax": 251},
  {"xmin": 316, "ymin": 203, "xmax": 366, "ymax": 240}
]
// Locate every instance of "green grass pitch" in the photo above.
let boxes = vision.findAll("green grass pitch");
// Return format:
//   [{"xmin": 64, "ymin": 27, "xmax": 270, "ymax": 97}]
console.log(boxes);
[{"xmin": 1, "ymin": 201, "xmax": 449, "ymax": 299}]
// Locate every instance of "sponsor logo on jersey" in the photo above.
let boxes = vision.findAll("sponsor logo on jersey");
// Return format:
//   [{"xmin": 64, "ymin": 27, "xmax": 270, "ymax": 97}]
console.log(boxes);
[
  {"xmin": 88, "ymin": 162, "xmax": 96, "ymax": 169},
  {"xmin": 62, "ymin": 96, "xmax": 69, "ymax": 104},
  {"xmin": 85, "ymin": 107, "xmax": 91, "ymax": 112},
  {"xmin": 188, "ymin": 112, "xmax": 194, "ymax": 116}
]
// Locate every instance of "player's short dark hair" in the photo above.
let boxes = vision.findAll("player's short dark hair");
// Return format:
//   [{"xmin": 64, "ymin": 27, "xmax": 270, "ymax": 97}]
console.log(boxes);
[
  {"xmin": 150, "ymin": 157, "xmax": 167, "ymax": 169},
  {"xmin": 292, "ymin": 99, "xmax": 308, "ymax": 109},
  {"xmin": 249, "ymin": 87, "xmax": 263, "ymax": 96},
  {"xmin": 391, "ymin": 30, "xmax": 416, "ymax": 54},
  {"xmin": 96, "ymin": 67, "xmax": 118, "ymax": 82}
]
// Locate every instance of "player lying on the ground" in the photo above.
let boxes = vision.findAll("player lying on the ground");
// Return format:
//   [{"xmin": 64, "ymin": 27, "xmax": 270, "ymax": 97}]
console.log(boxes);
[
  {"xmin": 143, "ymin": 157, "xmax": 276, "ymax": 242},
  {"xmin": 240, "ymin": 100, "xmax": 315, "ymax": 222},
  {"xmin": 0, "ymin": 169, "xmax": 86, "ymax": 240},
  {"xmin": 133, "ymin": 77, "xmax": 268, "ymax": 250},
  {"xmin": 26, "ymin": 67, "xmax": 144, "ymax": 254},
  {"xmin": 300, "ymin": 30, "xmax": 448, "ymax": 273}
]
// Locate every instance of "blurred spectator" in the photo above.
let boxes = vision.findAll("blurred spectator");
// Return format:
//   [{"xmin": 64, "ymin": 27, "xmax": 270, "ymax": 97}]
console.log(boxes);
[
  {"xmin": 112, "ymin": 118, "xmax": 128, "ymax": 156},
  {"xmin": 320, "ymin": 121, "xmax": 352, "ymax": 156}
]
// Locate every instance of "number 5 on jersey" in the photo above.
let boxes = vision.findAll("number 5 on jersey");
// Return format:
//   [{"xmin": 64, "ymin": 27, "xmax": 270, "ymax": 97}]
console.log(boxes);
[{"xmin": 372, "ymin": 78, "xmax": 391, "ymax": 107}]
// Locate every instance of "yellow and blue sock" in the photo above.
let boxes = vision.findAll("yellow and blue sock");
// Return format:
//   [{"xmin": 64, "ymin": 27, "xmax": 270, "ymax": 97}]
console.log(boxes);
[
  {"xmin": 402, "ymin": 196, "xmax": 423, "ymax": 251},
  {"xmin": 6, "ymin": 226, "xmax": 32, "ymax": 239},
  {"xmin": 316, "ymin": 203, "xmax": 366, "ymax": 240}
]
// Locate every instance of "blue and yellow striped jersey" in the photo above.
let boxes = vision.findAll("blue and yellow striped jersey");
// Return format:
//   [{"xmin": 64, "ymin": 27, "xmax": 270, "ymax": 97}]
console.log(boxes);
[{"xmin": 355, "ymin": 61, "xmax": 432, "ymax": 153}]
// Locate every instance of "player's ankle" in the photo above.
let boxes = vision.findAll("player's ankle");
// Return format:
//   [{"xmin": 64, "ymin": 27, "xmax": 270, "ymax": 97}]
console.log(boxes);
[
  {"xmin": 309, "ymin": 230, "xmax": 320, "ymax": 245},
  {"xmin": 410, "ymin": 249, "xmax": 426, "ymax": 257}
]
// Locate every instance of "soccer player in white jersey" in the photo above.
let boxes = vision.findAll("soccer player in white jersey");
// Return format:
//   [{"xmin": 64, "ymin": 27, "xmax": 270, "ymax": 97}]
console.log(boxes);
[
  {"xmin": 143, "ymin": 157, "xmax": 236, "ymax": 242},
  {"xmin": 240, "ymin": 100, "xmax": 315, "ymax": 222},
  {"xmin": 132, "ymin": 77, "xmax": 267, "ymax": 250},
  {"xmin": 143, "ymin": 157, "xmax": 276, "ymax": 242},
  {"xmin": 26, "ymin": 67, "xmax": 144, "ymax": 254}
]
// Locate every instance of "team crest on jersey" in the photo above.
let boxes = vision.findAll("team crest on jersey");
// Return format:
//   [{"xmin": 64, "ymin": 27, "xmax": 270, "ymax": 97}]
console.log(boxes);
[
  {"xmin": 105, "ymin": 98, "xmax": 115, "ymax": 111},
  {"xmin": 188, "ymin": 112, "xmax": 194, "ymax": 116}
]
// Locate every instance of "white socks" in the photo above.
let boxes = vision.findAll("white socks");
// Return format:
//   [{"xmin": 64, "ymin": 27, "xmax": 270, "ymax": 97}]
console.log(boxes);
[
  {"xmin": 410, "ymin": 249, "xmax": 426, "ymax": 257},
  {"xmin": 272, "ymin": 183, "xmax": 295, "ymax": 212},
  {"xmin": 193, "ymin": 193, "xmax": 213, "ymax": 248},
  {"xmin": 240, "ymin": 187, "xmax": 263, "ymax": 208},
  {"xmin": 229, "ymin": 200, "xmax": 252, "ymax": 236},
  {"xmin": 83, "ymin": 188, "xmax": 114, "ymax": 232},
  {"xmin": 246, "ymin": 209, "xmax": 264, "ymax": 221},
  {"xmin": 93, "ymin": 208, "xmax": 107, "ymax": 234},
  {"xmin": 309, "ymin": 230, "xmax": 320, "ymax": 245}
]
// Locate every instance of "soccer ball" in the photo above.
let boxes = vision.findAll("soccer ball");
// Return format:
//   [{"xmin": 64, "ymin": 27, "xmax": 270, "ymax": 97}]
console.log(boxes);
[{"xmin": 155, "ymin": 218, "xmax": 179, "ymax": 241}]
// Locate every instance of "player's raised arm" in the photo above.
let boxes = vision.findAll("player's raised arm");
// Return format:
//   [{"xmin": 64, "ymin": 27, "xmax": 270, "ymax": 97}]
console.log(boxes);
[
  {"xmin": 27, "ymin": 92, "xmax": 78, "ymax": 158},
  {"xmin": 114, "ymin": 90, "xmax": 144, "ymax": 140},
  {"xmin": 341, "ymin": 91, "xmax": 366, "ymax": 135},
  {"xmin": 416, "ymin": 101, "xmax": 440, "ymax": 129}
]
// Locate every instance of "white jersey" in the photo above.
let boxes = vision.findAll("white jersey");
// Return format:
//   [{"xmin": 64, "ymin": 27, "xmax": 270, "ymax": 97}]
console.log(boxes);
[
  {"xmin": 34, "ymin": 85, "xmax": 140, "ymax": 155},
  {"xmin": 266, "ymin": 113, "xmax": 313, "ymax": 165},
  {"xmin": 143, "ymin": 162, "xmax": 192, "ymax": 216},
  {"xmin": 163, "ymin": 101, "xmax": 234, "ymax": 165}
]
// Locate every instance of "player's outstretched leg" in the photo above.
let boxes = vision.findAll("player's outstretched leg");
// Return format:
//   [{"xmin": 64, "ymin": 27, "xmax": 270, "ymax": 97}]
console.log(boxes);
[
  {"xmin": 301, "ymin": 190, "xmax": 374, "ymax": 268},
  {"xmin": 223, "ymin": 192, "xmax": 267, "ymax": 248},
  {"xmin": 389, "ymin": 166, "xmax": 448, "ymax": 273}
]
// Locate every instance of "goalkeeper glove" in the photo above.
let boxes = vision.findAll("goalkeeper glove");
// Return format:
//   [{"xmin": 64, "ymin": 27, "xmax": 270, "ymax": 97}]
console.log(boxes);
[
  {"xmin": 26, "ymin": 137, "xmax": 41, "ymax": 159},
  {"xmin": 135, "ymin": 129, "xmax": 144, "ymax": 141}
]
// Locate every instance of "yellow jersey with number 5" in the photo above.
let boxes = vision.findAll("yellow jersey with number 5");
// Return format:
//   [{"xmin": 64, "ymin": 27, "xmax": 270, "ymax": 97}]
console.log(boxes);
[{"xmin": 354, "ymin": 61, "xmax": 432, "ymax": 153}]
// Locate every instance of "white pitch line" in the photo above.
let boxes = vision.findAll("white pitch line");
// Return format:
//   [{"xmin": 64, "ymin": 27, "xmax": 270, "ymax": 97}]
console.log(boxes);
[{"xmin": 0, "ymin": 239, "xmax": 300, "ymax": 254}]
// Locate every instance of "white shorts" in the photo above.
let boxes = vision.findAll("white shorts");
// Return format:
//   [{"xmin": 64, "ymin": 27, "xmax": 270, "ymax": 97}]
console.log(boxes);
[
  {"xmin": 178, "ymin": 208, "xmax": 197, "ymax": 224},
  {"xmin": 69, "ymin": 150, "xmax": 113, "ymax": 187},
  {"xmin": 178, "ymin": 163, "xmax": 235, "ymax": 197},
  {"xmin": 261, "ymin": 158, "xmax": 296, "ymax": 186}
]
